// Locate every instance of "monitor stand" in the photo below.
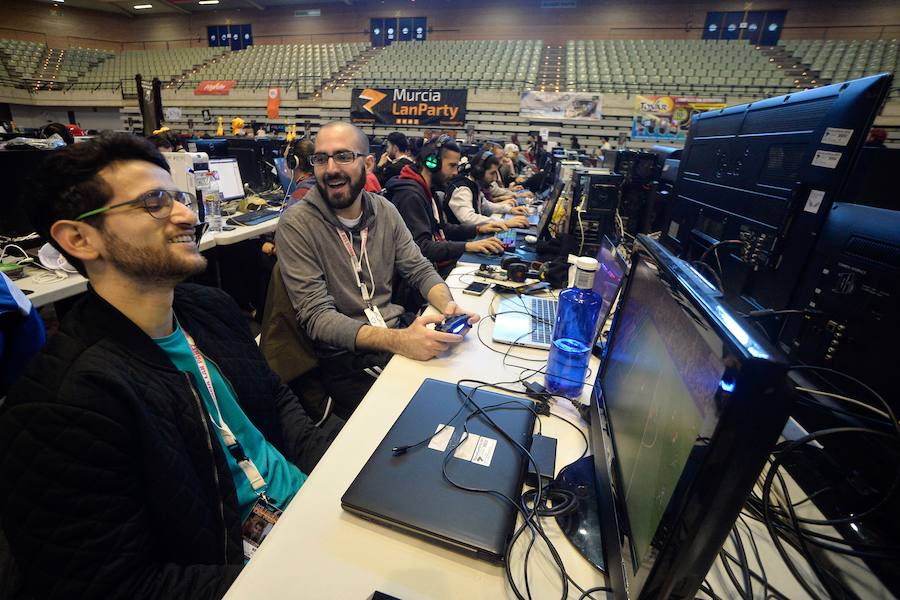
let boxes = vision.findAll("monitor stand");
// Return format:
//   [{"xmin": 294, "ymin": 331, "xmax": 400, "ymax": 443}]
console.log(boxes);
[{"xmin": 553, "ymin": 455, "xmax": 606, "ymax": 573}]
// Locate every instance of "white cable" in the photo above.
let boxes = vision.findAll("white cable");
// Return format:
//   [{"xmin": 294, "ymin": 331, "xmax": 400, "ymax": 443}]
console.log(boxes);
[
  {"xmin": 795, "ymin": 386, "xmax": 895, "ymax": 423},
  {"xmin": 0, "ymin": 244, "xmax": 29, "ymax": 262},
  {"xmin": 577, "ymin": 210, "xmax": 585, "ymax": 255}
]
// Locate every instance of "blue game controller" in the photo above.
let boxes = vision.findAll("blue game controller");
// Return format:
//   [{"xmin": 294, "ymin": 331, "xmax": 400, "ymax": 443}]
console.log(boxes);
[{"xmin": 435, "ymin": 314, "xmax": 472, "ymax": 335}]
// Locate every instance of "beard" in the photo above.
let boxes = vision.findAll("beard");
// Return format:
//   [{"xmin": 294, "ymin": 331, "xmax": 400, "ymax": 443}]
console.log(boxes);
[
  {"xmin": 431, "ymin": 169, "xmax": 449, "ymax": 192},
  {"xmin": 316, "ymin": 163, "xmax": 366, "ymax": 211},
  {"xmin": 101, "ymin": 228, "xmax": 207, "ymax": 284}
]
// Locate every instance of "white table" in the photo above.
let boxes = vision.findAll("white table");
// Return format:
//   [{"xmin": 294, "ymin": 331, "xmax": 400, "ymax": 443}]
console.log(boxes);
[
  {"xmin": 224, "ymin": 263, "xmax": 891, "ymax": 600},
  {"xmin": 12, "ymin": 211, "xmax": 280, "ymax": 308}
]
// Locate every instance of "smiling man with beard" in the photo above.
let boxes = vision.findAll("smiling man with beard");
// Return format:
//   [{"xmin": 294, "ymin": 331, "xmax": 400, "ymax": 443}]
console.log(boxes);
[
  {"xmin": 0, "ymin": 133, "xmax": 342, "ymax": 600},
  {"xmin": 276, "ymin": 121, "xmax": 479, "ymax": 418}
]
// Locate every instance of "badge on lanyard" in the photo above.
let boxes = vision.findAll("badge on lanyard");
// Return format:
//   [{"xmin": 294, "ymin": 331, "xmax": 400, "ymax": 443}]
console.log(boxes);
[
  {"xmin": 241, "ymin": 495, "xmax": 283, "ymax": 560},
  {"xmin": 364, "ymin": 305, "xmax": 388, "ymax": 328}
]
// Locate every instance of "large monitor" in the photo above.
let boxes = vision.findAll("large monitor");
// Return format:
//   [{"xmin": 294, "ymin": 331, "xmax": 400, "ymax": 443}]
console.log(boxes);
[
  {"xmin": 664, "ymin": 73, "xmax": 892, "ymax": 311},
  {"xmin": 565, "ymin": 235, "xmax": 792, "ymax": 598},
  {"xmin": 208, "ymin": 158, "xmax": 245, "ymax": 201}
]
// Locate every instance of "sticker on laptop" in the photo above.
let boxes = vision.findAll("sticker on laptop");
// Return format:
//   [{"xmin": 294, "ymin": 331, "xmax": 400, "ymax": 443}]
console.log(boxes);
[
  {"xmin": 821, "ymin": 127, "xmax": 853, "ymax": 147},
  {"xmin": 428, "ymin": 424, "xmax": 454, "ymax": 452},
  {"xmin": 811, "ymin": 150, "xmax": 841, "ymax": 169},
  {"xmin": 803, "ymin": 190, "xmax": 826, "ymax": 214}
]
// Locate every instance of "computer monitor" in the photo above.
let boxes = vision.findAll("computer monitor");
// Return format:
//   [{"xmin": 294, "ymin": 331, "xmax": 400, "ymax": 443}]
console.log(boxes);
[
  {"xmin": 665, "ymin": 73, "xmax": 892, "ymax": 311},
  {"xmin": 0, "ymin": 148, "xmax": 54, "ymax": 239},
  {"xmin": 208, "ymin": 158, "xmax": 245, "ymax": 201},
  {"xmin": 591, "ymin": 236, "xmax": 628, "ymax": 349},
  {"xmin": 557, "ymin": 235, "xmax": 792, "ymax": 598},
  {"xmin": 534, "ymin": 178, "xmax": 565, "ymax": 242},
  {"xmin": 191, "ymin": 138, "xmax": 229, "ymax": 158}
]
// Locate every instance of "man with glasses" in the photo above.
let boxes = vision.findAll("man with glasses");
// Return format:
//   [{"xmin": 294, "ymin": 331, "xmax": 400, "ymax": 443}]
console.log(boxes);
[
  {"xmin": 0, "ymin": 133, "xmax": 341, "ymax": 599},
  {"xmin": 276, "ymin": 121, "xmax": 478, "ymax": 418}
]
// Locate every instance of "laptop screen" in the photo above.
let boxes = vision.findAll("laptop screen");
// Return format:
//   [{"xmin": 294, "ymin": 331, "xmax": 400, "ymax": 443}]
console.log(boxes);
[
  {"xmin": 209, "ymin": 158, "xmax": 244, "ymax": 201},
  {"xmin": 273, "ymin": 157, "xmax": 294, "ymax": 192}
]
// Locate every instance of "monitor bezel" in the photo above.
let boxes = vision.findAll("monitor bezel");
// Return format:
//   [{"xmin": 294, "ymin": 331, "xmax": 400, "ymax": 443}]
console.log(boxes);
[{"xmin": 590, "ymin": 235, "xmax": 792, "ymax": 598}]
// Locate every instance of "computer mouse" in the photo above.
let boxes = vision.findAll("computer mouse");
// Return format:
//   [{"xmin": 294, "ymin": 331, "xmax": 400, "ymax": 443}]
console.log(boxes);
[
  {"xmin": 525, "ymin": 235, "xmax": 538, "ymax": 244},
  {"xmin": 435, "ymin": 314, "xmax": 471, "ymax": 335}
]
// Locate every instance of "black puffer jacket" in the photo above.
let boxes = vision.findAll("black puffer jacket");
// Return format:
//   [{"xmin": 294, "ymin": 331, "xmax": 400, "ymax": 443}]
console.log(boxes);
[{"xmin": 0, "ymin": 284, "xmax": 341, "ymax": 599}]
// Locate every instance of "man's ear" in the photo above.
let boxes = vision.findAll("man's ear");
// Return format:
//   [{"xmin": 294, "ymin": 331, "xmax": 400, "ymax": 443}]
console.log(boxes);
[
  {"xmin": 364, "ymin": 154, "xmax": 376, "ymax": 173},
  {"xmin": 49, "ymin": 220, "xmax": 102, "ymax": 266}
]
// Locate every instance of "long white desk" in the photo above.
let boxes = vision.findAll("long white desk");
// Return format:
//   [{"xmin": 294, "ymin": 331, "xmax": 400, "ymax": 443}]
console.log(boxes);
[
  {"xmin": 224, "ymin": 264, "xmax": 891, "ymax": 600},
  {"xmin": 11, "ymin": 211, "xmax": 279, "ymax": 308}
]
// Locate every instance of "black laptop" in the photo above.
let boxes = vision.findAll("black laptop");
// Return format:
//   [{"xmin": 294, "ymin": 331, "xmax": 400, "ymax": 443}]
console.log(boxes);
[{"xmin": 341, "ymin": 378, "xmax": 536, "ymax": 563}]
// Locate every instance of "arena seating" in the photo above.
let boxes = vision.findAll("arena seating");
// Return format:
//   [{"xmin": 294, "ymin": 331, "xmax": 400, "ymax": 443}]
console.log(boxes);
[
  {"xmin": 0, "ymin": 39, "xmax": 46, "ymax": 82},
  {"xmin": 79, "ymin": 47, "xmax": 228, "ymax": 93},
  {"xmin": 340, "ymin": 40, "xmax": 542, "ymax": 90},
  {"xmin": 780, "ymin": 38, "xmax": 898, "ymax": 84},
  {"xmin": 565, "ymin": 39, "xmax": 796, "ymax": 96},
  {"xmin": 187, "ymin": 43, "xmax": 367, "ymax": 93}
]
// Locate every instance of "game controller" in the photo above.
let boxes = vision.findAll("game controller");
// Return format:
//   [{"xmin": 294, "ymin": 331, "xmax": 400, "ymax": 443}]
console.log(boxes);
[{"xmin": 435, "ymin": 314, "xmax": 472, "ymax": 335}]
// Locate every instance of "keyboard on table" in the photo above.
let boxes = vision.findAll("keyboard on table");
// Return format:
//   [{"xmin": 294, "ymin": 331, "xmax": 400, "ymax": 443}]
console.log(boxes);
[
  {"xmin": 227, "ymin": 210, "xmax": 280, "ymax": 226},
  {"xmin": 530, "ymin": 297, "xmax": 557, "ymax": 345},
  {"xmin": 496, "ymin": 230, "xmax": 517, "ymax": 250}
]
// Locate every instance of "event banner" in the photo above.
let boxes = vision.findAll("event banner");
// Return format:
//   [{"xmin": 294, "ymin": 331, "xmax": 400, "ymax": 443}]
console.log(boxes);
[
  {"xmin": 350, "ymin": 88, "xmax": 467, "ymax": 127},
  {"xmin": 631, "ymin": 95, "xmax": 726, "ymax": 141},
  {"xmin": 519, "ymin": 91, "xmax": 602, "ymax": 120},
  {"xmin": 267, "ymin": 87, "xmax": 282, "ymax": 119},
  {"xmin": 194, "ymin": 80, "xmax": 236, "ymax": 96}
]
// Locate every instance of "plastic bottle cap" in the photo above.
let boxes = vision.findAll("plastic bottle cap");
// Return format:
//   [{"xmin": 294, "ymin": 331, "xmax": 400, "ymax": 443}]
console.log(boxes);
[{"xmin": 575, "ymin": 256, "xmax": 599, "ymax": 272}]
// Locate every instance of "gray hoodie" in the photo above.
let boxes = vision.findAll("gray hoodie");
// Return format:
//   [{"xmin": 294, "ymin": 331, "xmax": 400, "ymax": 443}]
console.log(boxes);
[{"xmin": 275, "ymin": 186, "xmax": 445, "ymax": 355}]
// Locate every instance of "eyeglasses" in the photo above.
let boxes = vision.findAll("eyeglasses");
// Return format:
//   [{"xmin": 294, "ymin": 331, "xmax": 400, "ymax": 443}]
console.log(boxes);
[
  {"xmin": 76, "ymin": 189, "xmax": 197, "ymax": 221},
  {"xmin": 309, "ymin": 150, "xmax": 366, "ymax": 167}
]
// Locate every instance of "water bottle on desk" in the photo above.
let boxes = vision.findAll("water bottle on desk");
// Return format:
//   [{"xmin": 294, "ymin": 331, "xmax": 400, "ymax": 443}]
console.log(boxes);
[
  {"xmin": 545, "ymin": 256, "xmax": 603, "ymax": 398},
  {"xmin": 198, "ymin": 171, "xmax": 223, "ymax": 232}
]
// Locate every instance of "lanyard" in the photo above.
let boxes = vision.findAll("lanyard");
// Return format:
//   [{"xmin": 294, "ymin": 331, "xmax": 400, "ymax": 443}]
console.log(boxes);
[
  {"xmin": 182, "ymin": 330, "xmax": 266, "ymax": 492},
  {"xmin": 336, "ymin": 227, "xmax": 373, "ymax": 306}
]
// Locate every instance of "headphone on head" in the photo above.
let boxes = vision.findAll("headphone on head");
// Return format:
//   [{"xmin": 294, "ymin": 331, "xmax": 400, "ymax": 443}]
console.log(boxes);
[
  {"xmin": 286, "ymin": 137, "xmax": 311, "ymax": 172},
  {"xmin": 423, "ymin": 134, "xmax": 452, "ymax": 172},
  {"xmin": 470, "ymin": 150, "xmax": 496, "ymax": 181}
]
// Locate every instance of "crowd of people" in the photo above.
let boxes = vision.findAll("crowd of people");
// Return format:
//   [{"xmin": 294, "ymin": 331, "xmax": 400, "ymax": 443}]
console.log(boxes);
[{"xmin": 0, "ymin": 122, "xmax": 545, "ymax": 599}]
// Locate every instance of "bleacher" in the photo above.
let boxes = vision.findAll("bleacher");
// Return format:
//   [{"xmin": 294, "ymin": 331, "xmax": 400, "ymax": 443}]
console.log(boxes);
[
  {"xmin": 80, "ymin": 47, "xmax": 228, "ymax": 93},
  {"xmin": 780, "ymin": 38, "xmax": 899, "ymax": 84},
  {"xmin": 0, "ymin": 39, "xmax": 46, "ymax": 82},
  {"xmin": 565, "ymin": 39, "xmax": 795, "ymax": 96},
  {"xmin": 190, "ymin": 43, "xmax": 367, "ymax": 93},
  {"xmin": 342, "ymin": 40, "xmax": 542, "ymax": 90}
]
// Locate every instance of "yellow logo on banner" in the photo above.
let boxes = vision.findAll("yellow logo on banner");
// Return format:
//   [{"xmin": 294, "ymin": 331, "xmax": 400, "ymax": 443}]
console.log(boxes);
[{"xmin": 359, "ymin": 89, "xmax": 387, "ymax": 114}]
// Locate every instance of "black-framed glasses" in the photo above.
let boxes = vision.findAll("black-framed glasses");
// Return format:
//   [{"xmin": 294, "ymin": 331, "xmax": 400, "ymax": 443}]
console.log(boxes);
[
  {"xmin": 309, "ymin": 150, "xmax": 366, "ymax": 167},
  {"xmin": 76, "ymin": 189, "xmax": 197, "ymax": 221}
]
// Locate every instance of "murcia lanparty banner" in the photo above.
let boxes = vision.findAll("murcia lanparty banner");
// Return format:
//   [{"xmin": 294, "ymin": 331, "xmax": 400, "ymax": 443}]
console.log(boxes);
[
  {"xmin": 519, "ymin": 91, "xmax": 602, "ymax": 120},
  {"xmin": 350, "ymin": 88, "xmax": 467, "ymax": 127},
  {"xmin": 632, "ymin": 95, "xmax": 726, "ymax": 141},
  {"xmin": 194, "ymin": 80, "xmax": 237, "ymax": 96}
]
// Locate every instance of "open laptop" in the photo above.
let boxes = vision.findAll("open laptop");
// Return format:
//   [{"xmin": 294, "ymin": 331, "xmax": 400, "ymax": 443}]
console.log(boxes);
[
  {"xmin": 341, "ymin": 378, "xmax": 536, "ymax": 563},
  {"xmin": 492, "ymin": 236, "xmax": 628, "ymax": 350},
  {"xmin": 208, "ymin": 157, "xmax": 245, "ymax": 201}
]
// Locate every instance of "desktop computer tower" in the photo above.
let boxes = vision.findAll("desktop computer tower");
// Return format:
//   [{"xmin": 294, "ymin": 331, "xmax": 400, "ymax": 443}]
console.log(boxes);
[{"xmin": 568, "ymin": 170, "xmax": 623, "ymax": 255}]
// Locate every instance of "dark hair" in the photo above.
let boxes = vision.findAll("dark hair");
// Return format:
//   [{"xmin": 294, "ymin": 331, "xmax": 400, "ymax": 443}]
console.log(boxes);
[
  {"xmin": 26, "ymin": 132, "xmax": 170, "ymax": 276},
  {"xmin": 386, "ymin": 131, "xmax": 409, "ymax": 153},
  {"xmin": 290, "ymin": 138, "xmax": 315, "ymax": 173},
  {"xmin": 471, "ymin": 153, "xmax": 499, "ymax": 181},
  {"xmin": 416, "ymin": 137, "xmax": 461, "ymax": 169},
  {"xmin": 42, "ymin": 123, "xmax": 74, "ymax": 145},
  {"xmin": 147, "ymin": 133, "xmax": 174, "ymax": 150}
]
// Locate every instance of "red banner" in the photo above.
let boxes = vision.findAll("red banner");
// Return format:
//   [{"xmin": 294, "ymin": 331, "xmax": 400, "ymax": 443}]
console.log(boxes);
[
  {"xmin": 194, "ymin": 80, "xmax": 236, "ymax": 96},
  {"xmin": 267, "ymin": 87, "xmax": 281, "ymax": 119}
]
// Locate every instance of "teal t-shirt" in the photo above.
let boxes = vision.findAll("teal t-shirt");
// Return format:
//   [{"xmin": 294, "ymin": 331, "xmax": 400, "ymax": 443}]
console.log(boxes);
[{"xmin": 154, "ymin": 322, "xmax": 307, "ymax": 521}]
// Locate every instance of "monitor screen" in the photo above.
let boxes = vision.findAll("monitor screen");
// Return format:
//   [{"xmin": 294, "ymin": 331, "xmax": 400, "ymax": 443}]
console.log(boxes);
[
  {"xmin": 209, "ymin": 158, "xmax": 244, "ymax": 201},
  {"xmin": 535, "ymin": 179, "xmax": 564, "ymax": 241},
  {"xmin": 273, "ymin": 157, "xmax": 293, "ymax": 192},
  {"xmin": 601, "ymin": 254, "xmax": 725, "ymax": 572},
  {"xmin": 591, "ymin": 236, "xmax": 628, "ymax": 343}
]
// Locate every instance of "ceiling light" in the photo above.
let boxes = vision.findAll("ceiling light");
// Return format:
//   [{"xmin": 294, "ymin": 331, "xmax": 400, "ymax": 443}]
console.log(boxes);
[
  {"xmin": 134, "ymin": 3, "xmax": 152, "ymax": 8},
  {"xmin": 198, "ymin": 0, "xmax": 219, "ymax": 4}
]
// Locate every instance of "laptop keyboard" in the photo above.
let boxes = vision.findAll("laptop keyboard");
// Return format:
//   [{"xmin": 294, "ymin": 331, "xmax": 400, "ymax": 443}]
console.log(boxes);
[{"xmin": 530, "ymin": 298, "xmax": 557, "ymax": 345}]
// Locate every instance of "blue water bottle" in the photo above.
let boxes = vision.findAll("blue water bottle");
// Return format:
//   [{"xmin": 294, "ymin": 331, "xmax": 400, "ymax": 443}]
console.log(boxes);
[{"xmin": 545, "ymin": 256, "xmax": 603, "ymax": 398}]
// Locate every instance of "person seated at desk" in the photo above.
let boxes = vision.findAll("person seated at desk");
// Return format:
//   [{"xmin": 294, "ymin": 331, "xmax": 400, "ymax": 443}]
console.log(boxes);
[
  {"xmin": 275, "ymin": 121, "xmax": 478, "ymax": 419},
  {"xmin": 374, "ymin": 131, "xmax": 415, "ymax": 186},
  {"xmin": 286, "ymin": 138, "xmax": 317, "ymax": 205},
  {"xmin": 445, "ymin": 152, "xmax": 531, "ymax": 229},
  {"xmin": 0, "ymin": 133, "xmax": 342, "ymax": 600},
  {"xmin": 385, "ymin": 135, "xmax": 505, "ymax": 277}
]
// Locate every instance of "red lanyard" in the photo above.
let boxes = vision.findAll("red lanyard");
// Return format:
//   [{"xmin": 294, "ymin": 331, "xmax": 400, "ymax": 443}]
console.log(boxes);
[{"xmin": 182, "ymin": 329, "xmax": 266, "ymax": 491}]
